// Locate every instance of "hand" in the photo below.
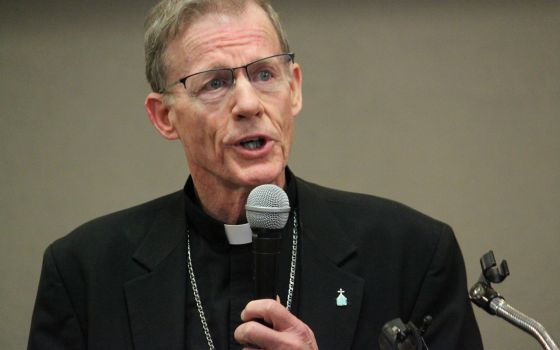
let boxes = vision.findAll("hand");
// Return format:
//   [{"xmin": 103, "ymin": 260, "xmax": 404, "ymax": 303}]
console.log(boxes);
[{"xmin": 234, "ymin": 299, "xmax": 319, "ymax": 350}]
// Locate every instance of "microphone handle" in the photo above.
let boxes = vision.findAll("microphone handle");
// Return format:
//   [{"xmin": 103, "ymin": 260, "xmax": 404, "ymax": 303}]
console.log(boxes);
[
  {"xmin": 490, "ymin": 298, "xmax": 559, "ymax": 350},
  {"xmin": 252, "ymin": 228, "xmax": 282, "ymax": 300}
]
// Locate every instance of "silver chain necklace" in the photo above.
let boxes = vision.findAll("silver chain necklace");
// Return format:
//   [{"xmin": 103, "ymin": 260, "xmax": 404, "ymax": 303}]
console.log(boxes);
[{"xmin": 186, "ymin": 211, "xmax": 299, "ymax": 350}]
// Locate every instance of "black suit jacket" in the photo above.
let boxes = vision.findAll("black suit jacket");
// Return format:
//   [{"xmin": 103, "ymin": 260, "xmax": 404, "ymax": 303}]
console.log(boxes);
[{"xmin": 28, "ymin": 176, "xmax": 483, "ymax": 349}]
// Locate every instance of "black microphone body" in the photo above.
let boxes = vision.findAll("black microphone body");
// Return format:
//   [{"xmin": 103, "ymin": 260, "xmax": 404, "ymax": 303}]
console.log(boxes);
[{"xmin": 252, "ymin": 227, "xmax": 283, "ymax": 299}]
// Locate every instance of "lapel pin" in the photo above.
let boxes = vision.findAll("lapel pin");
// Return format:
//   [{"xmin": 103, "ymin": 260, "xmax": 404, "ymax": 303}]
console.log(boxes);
[{"xmin": 336, "ymin": 288, "xmax": 348, "ymax": 307}]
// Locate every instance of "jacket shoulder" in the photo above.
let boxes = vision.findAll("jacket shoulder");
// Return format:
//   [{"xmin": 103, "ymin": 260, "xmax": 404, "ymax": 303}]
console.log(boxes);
[
  {"xmin": 49, "ymin": 190, "xmax": 184, "ymax": 259},
  {"xmin": 295, "ymin": 176, "xmax": 456, "ymax": 266},
  {"xmin": 296, "ymin": 177, "xmax": 447, "ymax": 231}
]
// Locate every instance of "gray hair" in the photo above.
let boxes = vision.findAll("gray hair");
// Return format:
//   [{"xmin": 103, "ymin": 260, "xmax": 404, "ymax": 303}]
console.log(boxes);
[{"xmin": 144, "ymin": 0, "xmax": 291, "ymax": 93}]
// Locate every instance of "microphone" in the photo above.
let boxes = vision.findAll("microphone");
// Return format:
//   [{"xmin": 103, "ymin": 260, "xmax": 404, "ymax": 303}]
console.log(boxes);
[
  {"xmin": 469, "ymin": 251, "xmax": 559, "ymax": 350},
  {"xmin": 245, "ymin": 184, "xmax": 291, "ymax": 300},
  {"xmin": 378, "ymin": 316, "xmax": 431, "ymax": 350}
]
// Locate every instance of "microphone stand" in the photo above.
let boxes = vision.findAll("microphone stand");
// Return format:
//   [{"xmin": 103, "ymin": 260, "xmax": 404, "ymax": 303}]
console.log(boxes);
[
  {"xmin": 378, "ymin": 316, "xmax": 432, "ymax": 350},
  {"xmin": 469, "ymin": 251, "xmax": 559, "ymax": 350}
]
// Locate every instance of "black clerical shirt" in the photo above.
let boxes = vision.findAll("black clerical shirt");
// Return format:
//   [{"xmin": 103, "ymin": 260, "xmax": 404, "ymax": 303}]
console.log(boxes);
[{"xmin": 183, "ymin": 171, "xmax": 299, "ymax": 349}]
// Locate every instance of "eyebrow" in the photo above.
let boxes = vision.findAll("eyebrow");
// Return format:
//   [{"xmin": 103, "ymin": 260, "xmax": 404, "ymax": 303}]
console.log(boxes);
[
  {"xmin": 190, "ymin": 55, "xmax": 267, "ymax": 75},
  {"xmin": 182, "ymin": 63, "xmax": 229, "ymax": 78},
  {"xmin": 204, "ymin": 63, "xmax": 232, "ymax": 71}
]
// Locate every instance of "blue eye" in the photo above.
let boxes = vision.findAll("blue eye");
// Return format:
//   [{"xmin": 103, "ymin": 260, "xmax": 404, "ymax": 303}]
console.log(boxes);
[
  {"xmin": 192, "ymin": 70, "xmax": 233, "ymax": 96},
  {"xmin": 207, "ymin": 79, "xmax": 225, "ymax": 90},
  {"xmin": 256, "ymin": 70, "xmax": 273, "ymax": 81}
]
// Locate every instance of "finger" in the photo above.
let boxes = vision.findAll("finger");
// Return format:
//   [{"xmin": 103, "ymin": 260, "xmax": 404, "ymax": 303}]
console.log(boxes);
[
  {"xmin": 241, "ymin": 299, "xmax": 297, "ymax": 330},
  {"xmin": 236, "ymin": 319, "xmax": 316, "ymax": 350},
  {"xmin": 234, "ymin": 319, "xmax": 282, "ymax": 348}
]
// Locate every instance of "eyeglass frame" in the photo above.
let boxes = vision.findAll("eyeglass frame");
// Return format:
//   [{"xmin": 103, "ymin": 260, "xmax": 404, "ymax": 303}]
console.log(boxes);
[{"xmin": 159, "ymin": 53, "xmax": 295, "ymax": 95}]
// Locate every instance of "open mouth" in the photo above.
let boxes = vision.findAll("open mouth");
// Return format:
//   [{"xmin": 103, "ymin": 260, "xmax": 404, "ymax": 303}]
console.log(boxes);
[{"xmin": 239, "ymin": 137, "xmax": 266, "ymax": 150}]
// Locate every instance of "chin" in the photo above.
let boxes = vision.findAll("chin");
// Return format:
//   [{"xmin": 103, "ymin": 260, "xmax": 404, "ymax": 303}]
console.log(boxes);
[{"xmin": 237, "ymin": 164, "xmax": 285, "ymax": 188}]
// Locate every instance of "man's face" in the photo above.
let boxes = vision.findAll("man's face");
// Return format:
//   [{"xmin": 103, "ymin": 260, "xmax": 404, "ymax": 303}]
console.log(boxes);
[{"xmin": 159, "ymin": 3, "xmax": 302, "ymax": 190}]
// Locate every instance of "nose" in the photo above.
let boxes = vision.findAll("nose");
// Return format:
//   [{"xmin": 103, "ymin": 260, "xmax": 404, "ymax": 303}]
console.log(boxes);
[{"xmin": 230, "ymin": 70, "xmax": 263, "ymax": 119}]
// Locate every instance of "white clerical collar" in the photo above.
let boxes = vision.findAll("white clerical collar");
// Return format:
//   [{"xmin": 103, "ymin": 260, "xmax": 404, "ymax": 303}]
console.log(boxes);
[{"xmin": 223, "ymin": 223, "xmax": 253, "ymax": 245}]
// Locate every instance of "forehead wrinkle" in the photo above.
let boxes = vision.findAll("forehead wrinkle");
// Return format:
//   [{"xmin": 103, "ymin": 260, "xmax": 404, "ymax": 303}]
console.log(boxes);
[
  {"xmin": 212, "ymin": 33, "xmax": 267, "ymax": 50},
  {"xmin": 185, "ymin": 29, "xmax": 273, "ymax": 61}
]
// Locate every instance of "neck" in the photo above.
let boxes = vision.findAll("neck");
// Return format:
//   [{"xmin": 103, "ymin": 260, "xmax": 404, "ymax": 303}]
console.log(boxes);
[{"xmin": 191, "ymin": 171, "xmax": 286, "ymax": 224}]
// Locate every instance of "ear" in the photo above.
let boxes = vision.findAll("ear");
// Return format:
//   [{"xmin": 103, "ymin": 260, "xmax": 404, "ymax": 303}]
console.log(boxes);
[
  {"xmin": 145, "ymin": 92, "xmax": 179, "ymax": 140},
  {"xmin": 289, "ymin": 62, "xmax": 303, "ymax": 117}
]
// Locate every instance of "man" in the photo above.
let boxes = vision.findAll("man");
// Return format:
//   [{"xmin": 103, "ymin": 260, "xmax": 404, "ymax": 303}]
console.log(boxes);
[{"xmin": 28, "ymin": 0, "xmax": 483, "ymax": 349}]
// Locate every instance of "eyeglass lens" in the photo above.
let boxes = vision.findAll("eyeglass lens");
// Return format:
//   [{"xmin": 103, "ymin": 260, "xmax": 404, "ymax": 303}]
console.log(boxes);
[{"xmin": 184, "ymin": 54, "xmax": 292, "ymax": 104}]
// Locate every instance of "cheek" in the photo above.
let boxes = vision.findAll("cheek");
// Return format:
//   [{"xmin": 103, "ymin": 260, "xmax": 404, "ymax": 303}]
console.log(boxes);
[
  {"xmin": 283, "ymin": 122, "xmax": 295, "ymax": 153},
  {"xmin": 173, "ymin": 107, "xmax": 210, "ymax": 153},
  {"xmin": 277, "ymin": 99, "xmax": 296, "ymax": 138},
  {"xmin": 266, "ymin": 90, "xmax": 295, "ymax": 122},
  {"xmin": 189, "ymin": 115, "xmax": 225, "ymax": 158}
]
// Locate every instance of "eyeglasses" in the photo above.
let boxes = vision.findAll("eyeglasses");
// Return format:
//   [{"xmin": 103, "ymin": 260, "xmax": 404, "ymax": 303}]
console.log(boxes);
[{"xmin": 161, "ymin": 53, "xmax": 295, "ymax": 104}]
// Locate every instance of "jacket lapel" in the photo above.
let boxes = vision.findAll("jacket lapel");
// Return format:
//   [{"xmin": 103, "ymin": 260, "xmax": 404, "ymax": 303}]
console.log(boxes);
[
  {"xmin": 121, "ymin": 178, "xmax": 365, "ymax": 349},
  {"xmin": 124, "ymin": 192, "xmax": 186, "ymax": 350},
  {"xmin": 296, "ymin": 178, "xmax": 365, "ymax": 349}
]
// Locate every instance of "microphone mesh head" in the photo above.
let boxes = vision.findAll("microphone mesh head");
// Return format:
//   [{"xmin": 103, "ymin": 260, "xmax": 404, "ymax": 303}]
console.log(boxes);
[{"xmin": 245, "ymin": 184, "xmax": 291, "ymax": 229}]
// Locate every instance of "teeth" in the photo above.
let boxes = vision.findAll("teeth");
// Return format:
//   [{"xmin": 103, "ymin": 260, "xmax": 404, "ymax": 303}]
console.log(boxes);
[
  {"xmin": 244, "ymin": 141, "xmax": 260, "ymax": 149},
  {"xmin": 240, "ymin": 138, "xmax": 264, "ymax": 149}
]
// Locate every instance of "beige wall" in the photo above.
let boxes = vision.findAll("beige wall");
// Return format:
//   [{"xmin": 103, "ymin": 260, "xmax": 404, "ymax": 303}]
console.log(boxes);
[{"xmin": 1, "ymin": 1, "xmax": 559, "ymax": 349}]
